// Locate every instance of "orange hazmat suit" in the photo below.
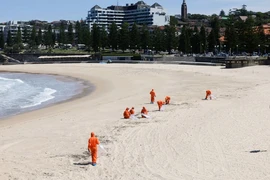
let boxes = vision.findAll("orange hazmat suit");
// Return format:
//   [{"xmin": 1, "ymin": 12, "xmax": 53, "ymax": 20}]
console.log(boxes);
[
  {"xmin": 123, "ymin": 108, "xmax": 131, "ymax": 119},
  {"xmin": 165, "ymin": 96, "xmax": 171, "ymax": 104},
  {"xmin": 205, "ymin": 90, "xmax": 212, "ymax": 100},
  {"xmin": 141, "ymin": 107, "xmax": 148, "ymax": 118},
  {"xmin": 157, "ymin": 100, "xmax": 164, "ymax": 111},
  {"xmin": 88, "ymin": 132, "xmax": 100, "ymax": 166},
  {"xmin": 150, "ymin": 89, "xmax": 156, "ymax": 104},
  {"xmin": 129, "ymin": 107, "xmax": 135, "ymax": 115}
]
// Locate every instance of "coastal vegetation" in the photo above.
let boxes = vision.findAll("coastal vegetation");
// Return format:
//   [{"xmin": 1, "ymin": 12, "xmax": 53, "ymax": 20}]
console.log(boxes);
[{"xmin": 1, "ymin": 6, "xmax": 269, "ymax": 55}]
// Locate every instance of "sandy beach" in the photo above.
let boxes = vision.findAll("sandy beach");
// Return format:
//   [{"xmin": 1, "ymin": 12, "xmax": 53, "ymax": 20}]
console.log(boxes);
[{"xmin": 1, "ymin": 63, "xmax": 270, "ymax": 180}]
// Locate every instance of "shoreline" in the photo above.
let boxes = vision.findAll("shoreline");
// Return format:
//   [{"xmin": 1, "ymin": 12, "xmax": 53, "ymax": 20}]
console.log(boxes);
[{"xmin": 0, "ymin": 70, "xmax": 96, "ymax": 125}]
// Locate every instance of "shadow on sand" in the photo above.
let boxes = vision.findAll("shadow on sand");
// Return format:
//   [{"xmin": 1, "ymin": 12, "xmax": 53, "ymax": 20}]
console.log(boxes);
[{"xmin": 73, "ymin": 162, "xmax": 92, "ymax": 166}]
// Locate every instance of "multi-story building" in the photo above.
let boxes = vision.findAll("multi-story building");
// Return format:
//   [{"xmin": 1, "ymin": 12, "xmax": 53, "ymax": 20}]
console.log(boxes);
[
  {"xmin": 0, "ymin": 25, "xmax": 5, "ymax": 34},
  {"xmin": 3, "ymin": 21, "xmax": 32, "ymax": 42},
  {"xmin": 86, "ymin": 1, "xmax": 170, "ymax": 31}
]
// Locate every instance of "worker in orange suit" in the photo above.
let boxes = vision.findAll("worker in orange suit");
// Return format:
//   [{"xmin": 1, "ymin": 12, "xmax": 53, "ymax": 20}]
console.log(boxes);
[
  {"xmin": 123, "ymin": 107, "xmax": 131, "ymax": 119},
  {"xmin": 129, "ymin": 107, "xmax": 135, "ymax": 115},
  {"xmin": 88, "ymin": 132, "xmax": 100, "ymax": 166},
  {"xmin": 157, "ymin": 100, "xmax": 164, "ymax": 111},
  {"xmin": 141, "ymin": 107, "xmax": 148, "ymax": 118},
  {"xmin": 205, "ymin": 90, "xmax": 212, "ymax": 100},
  {"xmin": 150, "ymin": 89, "xmax": 156, "ymax": 104},
  {"xmin": 165, "ymin": 96, "xmax": 171, "ymax": 104}
]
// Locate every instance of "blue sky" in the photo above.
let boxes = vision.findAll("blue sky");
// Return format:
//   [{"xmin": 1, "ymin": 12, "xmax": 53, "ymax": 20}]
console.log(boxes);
[{"xmin": 1, "ymin": 0, "xmax": 269, "ymax": 22}]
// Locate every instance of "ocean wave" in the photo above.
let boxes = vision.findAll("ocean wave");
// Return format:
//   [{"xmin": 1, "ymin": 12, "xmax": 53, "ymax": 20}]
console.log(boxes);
[
  {"xmin": 0, "ymin": 76, "xmax": 25, "ymax": 93},
  {"xmin": 20, "ymin": 88, "xmax": 57, "ymax": 109},
  {"xmin": 0, "ymin": 77, "xmax": 24, "ymax": 83}
]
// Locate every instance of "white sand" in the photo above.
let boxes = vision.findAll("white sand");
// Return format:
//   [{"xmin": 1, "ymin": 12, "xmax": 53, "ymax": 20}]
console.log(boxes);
[{"xmin": 0, "ymin": 64, "xmax": 270, "ymax": 180}]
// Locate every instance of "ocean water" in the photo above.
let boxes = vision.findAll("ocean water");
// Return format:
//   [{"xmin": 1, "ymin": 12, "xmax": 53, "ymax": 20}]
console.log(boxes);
[{"xmin": 0, "ymin": 73, "xmax": 90, "ymax": 119}]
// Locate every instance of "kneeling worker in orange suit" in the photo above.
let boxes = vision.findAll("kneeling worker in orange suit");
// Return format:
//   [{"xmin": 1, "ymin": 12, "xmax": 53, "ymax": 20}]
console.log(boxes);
[
  {"xmin": 129, "ymin": 107, "xmax": 135, "ymax": 115},
  {"xmin": 141, "ymin": 107, "xmax": 148, "ymax": 118},
  {"xmin": 123, "ymin": 107, "xmax": 131, "ymax": 119},
  {"xmin": 205, "ymin": 90, "xmax": 212, "ymax": 100},
  {"xmin": 157, "ymin": 100, "xmax": 164, "ymax": 111},
  {"xmin": 150, "ymin": 89, "xmax": 156, "ymax": 104},
  {"xmin": 165, "ymin": 96, "xmax": 171, "ymax": 104},
  {"xmin": 88, "ymin": 132, "xmax": 100, "ymax": 166}
]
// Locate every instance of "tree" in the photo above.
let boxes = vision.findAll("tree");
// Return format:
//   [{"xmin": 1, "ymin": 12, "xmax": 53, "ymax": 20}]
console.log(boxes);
[
  {"xmin": 59, "ymin": 22, "xmax": 66, "ymax": 44},
  {"xmin": 169, "ymin": 16, "xmax": 178, "ymax": 26},
  {"xmin": 52, "ymin": 31, "xmax": 56, "ymax": 45},
  {"xmin": 0, "ymin": 31, "xmax": 4, "ymax": 49},
  {"xmin": 129, "ymin": 23, "xmax": 140, "ymax": 50},
  {"xmin": 100, "ymin": 26, "xmax": 108, "ymax": 50},
  {"xmin": 258, "ymin": 25, "xmax": 266, "ymax": 52},
  {"xmin": 179, "ymin": 25, "xmax": 191, "ymax": 53},
  {"xmin": 44, "ymin": 25, "xmax": 53, "ymax": 48},
  {"xmin": 91, "ymin": 23, "xmax": 100, "ymax": 52},
  {"xmin": 7, "ymin": 30, "xmax": 13, "ymax": 46},
  {"xmin": 75, "ymin": 21, "xmax": 83, "ymax": 44},
  {"xmin": 15, "ymin": 27, "xmax": 22, "ymax": 44},
  {"xmin": 108, "ymin": 22, "xmax": 118, "ymax": 51},
  {"xmin": 23, "ymin": 28, "xmax": 29, "ymax": 43},
  {"xmin": 152, "ymin": 27, "xmax": 164, "ymax": 52},
  {"xmin": 67, "ymin": 24, "xmax": 74, "ymax": 44},
  {"xmin": 219, "ymin": 10, "xmax": 226, "ymax": 17},
  {"xmin": 29, "ymin": 25, "xmax": 36, "ymax": 47},
  {"xmin": 207, "ymin": 29, "xmax": 217, "ymax": 52},
  {"xmin": 140, "ymin": 24, "xmax": 149, "ymax": 50},
  {"xmin": 199, "ymin": 26, "xmax": 207, "ymax": 53},
  {"xmin": 191, "ymin": 26, "xmax": 200, "ymax": 54},
  {"xmin": 164, "ymin": 25, "xmax": 177, "ymax": 53},
  {"xmin": 236, "ymin": 16, "xmax": 259, "ymax": 53},
  {"xmin": 82, "ymin": 25, "xmax": 91, "ymax": 51},
  {"xmin": 210, "ymin": 16, "xmax": 220, "ymax": 44},
  {"xmin": 36, "ymin": 28, "xmax": 42, "ymax": 45},
  {"xmin": 119, "ymin": 22, "xmax": 130, "ymax": 52},
  {"xmin": 224, "ymin": 18, "xmax": 238, "ymax": 53}
]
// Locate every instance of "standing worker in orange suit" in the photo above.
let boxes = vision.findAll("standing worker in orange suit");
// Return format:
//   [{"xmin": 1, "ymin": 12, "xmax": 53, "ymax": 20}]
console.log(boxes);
[
  {"xmin": 88, "ymin": 132, "xmax": 100, "ymax": 166},
  {"xmin": 205, "ymin": 90, "xmax": 212, "ymax": 100},
  {"xmin": 141, "ymin": 107, "xmax": 148, "ymax": 118},
  {"xmin": 129, "ymin": 107, "xmax": 135, "ymax": 115},
  {"xmin": 165, "ymin": 96, "xmax": 171, "ymax": 104},
  {"xmin": 157, "ymin": 100, "xmax": 164, "ymax": 111},
  {"xmin": 123, "ymin": 107, "xmax": 131, "ymax": 119},
  {"xmin": 150, "ymin": 89, "xmax": 156, "ymax": 104}
]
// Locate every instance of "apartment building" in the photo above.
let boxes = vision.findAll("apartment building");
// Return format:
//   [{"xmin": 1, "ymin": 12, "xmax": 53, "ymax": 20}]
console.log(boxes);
[
  {"xmin": 86, "ymin": 1, "xmax": 170, "ymax": 31},
  {"xmin": 3, "ymin": 21, "xmax": 32, "ymax": 41}
]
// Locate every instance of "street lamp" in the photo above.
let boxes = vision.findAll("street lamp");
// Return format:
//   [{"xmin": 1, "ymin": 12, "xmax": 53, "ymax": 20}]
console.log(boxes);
[
  {"xmin": 236, "ymin": 45, "xmax": 238, "ymax": 55},
  {"xmin": 258, "ymin": 44, "xmax": 260, "ymax": 55},
  {"xmin": 190, "ymin": 45, "xmax": 192, "ymax": 54}
]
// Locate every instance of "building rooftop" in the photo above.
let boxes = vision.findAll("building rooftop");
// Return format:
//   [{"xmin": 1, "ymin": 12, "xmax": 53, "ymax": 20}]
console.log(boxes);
[
  {"xmin": 91, "ymin": 5, "xmax": 102, "ymax": 10},
  {"xmin": 91, "ymin": 1, "xmax": 164, "ymax": 11},
  {"xmin": 151, "ymin": 3, "xmax": 163, "ymax": 9}
]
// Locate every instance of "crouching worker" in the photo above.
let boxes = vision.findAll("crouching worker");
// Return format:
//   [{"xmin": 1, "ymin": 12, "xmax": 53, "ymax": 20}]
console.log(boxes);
[
  {"xmin": 88, "ymin": 132, "xmax": 100, "ymax": 166},
  {"xmin": 165, "ymin": 96, "xmax": 171, "ymax": 104},
  {"xmin": 129, "ymin": 107, "xmax": 135, "ymax": 115},
  {"xmin": 205, "ymin": 90, "xmax": 212, "ymax": 100},
  {"xmin": 141, "ymin": 107, "xmax": 148, "ymax": 118},
  {"xmin": 157, "ymin": 100, "xmax": 164, "ymax": 111},
  {"xmin": 123, "ymin": 107, "xmax": 131, "ymax": 119}
]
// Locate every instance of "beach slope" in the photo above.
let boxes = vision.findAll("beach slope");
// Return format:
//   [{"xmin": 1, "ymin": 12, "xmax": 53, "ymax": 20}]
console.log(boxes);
[{"xmin": 1, "ymin": 64, "xmax": 270, "ymax": 180}]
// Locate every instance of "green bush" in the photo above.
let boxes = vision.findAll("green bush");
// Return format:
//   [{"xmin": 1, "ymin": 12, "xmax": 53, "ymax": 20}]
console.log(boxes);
[{"xmin": 132, "ymin": 54, "xmax": 141, "ymax": 60}]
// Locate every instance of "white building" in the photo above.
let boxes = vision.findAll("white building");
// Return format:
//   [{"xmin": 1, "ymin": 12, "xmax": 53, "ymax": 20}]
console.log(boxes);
[
  {"xmin": 3, "ymin": 21, "xmax": 32, "ymax": 42},
  {"xmin": 86, "ymin": 1, "xmax": 170, "ymax": 31}
]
